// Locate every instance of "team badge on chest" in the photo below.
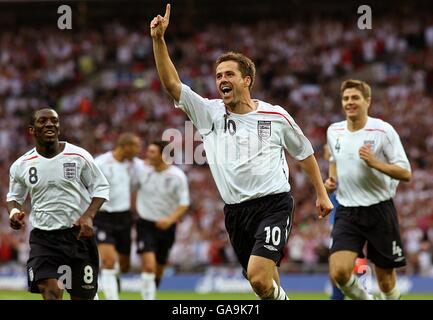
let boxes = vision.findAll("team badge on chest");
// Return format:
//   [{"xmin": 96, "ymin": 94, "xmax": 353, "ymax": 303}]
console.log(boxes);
[
  {"xmin": 363, "ymin": 140, "xmax": 375, "ymax": 148},
  {"xmin": 257, "ymin": 121, "xmax": 271, "ymax": 139},
  {"xmin": 63, "ymin": 163, "xmax": 77, "ymax": 180}
]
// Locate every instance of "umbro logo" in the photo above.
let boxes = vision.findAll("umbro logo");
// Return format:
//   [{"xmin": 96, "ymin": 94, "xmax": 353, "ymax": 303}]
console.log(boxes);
[
  {"xmin": 82, "ymin": 284, "xmax": 95, "ymax": 289},
  {"xmin": 264, "ymin": 245, "xmax": 278, "ymax": 251}
]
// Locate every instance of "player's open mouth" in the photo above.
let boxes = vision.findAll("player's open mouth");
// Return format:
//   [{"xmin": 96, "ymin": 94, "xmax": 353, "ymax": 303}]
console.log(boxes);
[{"xmin": 221, "ymin": 86, "xmax": 232, "ymax": 97}]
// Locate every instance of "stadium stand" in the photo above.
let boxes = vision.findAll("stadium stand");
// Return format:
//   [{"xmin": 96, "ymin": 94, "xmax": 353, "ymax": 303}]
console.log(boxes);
[{"xmin": 1, "ymin": 0, "xmax": 433, "ymax": 279}]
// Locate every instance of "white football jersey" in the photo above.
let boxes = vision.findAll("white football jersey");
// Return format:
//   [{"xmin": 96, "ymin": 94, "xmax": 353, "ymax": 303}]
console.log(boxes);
[
  {"xmin": 7, "ymin": 142, "xmax": 110, "ymax": 230},
  {"xmin": 175, "ymin": 84, "xmax": 314, "ymax": 204},
  {"xmin": 135, "ymin": 162, "xmax": 189, "ymax": 221},
  {"xmin": 95, "ymin": 152, "xmax": 139, "ymax": 212},
  {"xmin": 327, "ymin": 117, "xmax": 411, "ymax": 207}
]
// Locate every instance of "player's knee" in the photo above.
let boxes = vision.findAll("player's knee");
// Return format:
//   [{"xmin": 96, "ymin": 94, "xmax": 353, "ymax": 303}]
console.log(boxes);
[
  {"xmin": 38, "ymin": 282, "xmax": 62, "ymax": 300},
  {"xmin": 101, "ymin": 256, "xmax": 117, "ymax": 269},
  {"xmin": 377, "ymin": 277, "xmax": 395, "ymax": 293},
  {"xmin": 42, "ymin": 289, "xmax": 62, "ymax": 300},
  {"xmin": 248, "ymin": 273, "xmax": 273, "ymax": 298},
  {"xmin": 120, "ymin": 261, "xmax": 130, "ymax": 273},
  {"xmin": 330, "ymin": 265, "xmax": 352, "ymax": 286},
  {"xmin": 141, "ymin": 263, "xmax": 156, "ymax": 273}
]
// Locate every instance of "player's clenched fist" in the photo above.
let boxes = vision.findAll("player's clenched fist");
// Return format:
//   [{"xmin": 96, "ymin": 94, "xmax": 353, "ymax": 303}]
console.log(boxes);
[
  {"xmin": 324, "ymin": 176, "xmax": 337, "ymax": 192},
  {"xmin": 9, "ymin": 209, "xmax": 26, "ymax": 230}
]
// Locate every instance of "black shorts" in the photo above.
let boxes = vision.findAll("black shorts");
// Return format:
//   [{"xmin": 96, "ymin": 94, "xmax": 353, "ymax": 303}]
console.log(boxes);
[
  {"xmin": 27, "ymin": 227, "xmax": 99, "ymax": 299},
  {"xmin": 136, "ymin": 218, "xmax": 176, "ymax": 265},
  {"xmin": 93, "ymin": 210, "xmax": 132, "ymax": 255},
  {"xmin": 330, "ymin": 199, "xmax": 406, "ymax": 269},
  {"xmin": 224, "ymin": 192, "xmax": 294, "ymax": 273}
]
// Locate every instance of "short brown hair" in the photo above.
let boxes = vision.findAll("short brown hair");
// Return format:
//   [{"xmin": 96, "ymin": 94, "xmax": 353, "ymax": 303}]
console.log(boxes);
[
  {"xmin": 215, "ymin": 52, "xmax": 256, "ymax": 90},
  {"xmin": 117, "ymin": 132, "xmax": 139, "ymax": 147},
  {"xmin": 340, "ymin": 79, "xmax": 371, "ymax": 100},
  {"xmin": 150, "ymin": 140, "xmax": 169, "ymax": 155}
]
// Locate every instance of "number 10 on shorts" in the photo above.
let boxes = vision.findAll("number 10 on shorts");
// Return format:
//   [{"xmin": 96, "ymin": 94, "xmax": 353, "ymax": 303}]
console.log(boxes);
[{"xmin": 264, "ymin": 226, "xmax": 281, "ymax": 245}]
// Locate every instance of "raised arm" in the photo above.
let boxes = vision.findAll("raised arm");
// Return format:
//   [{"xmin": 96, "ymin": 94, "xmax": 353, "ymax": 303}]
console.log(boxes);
[{"xmin": 151, "ymin": 3, "xmax": 181, "ymax": 101}]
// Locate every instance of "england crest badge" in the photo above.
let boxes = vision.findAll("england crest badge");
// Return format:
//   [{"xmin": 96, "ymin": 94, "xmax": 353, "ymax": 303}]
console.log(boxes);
[
  {"xmin": 257, "ymin": 120, "xmax": 271, "ymax": 139},
  {"xmin": 63, "ymin": 163, "xmax": 77, "ymax": 180}
]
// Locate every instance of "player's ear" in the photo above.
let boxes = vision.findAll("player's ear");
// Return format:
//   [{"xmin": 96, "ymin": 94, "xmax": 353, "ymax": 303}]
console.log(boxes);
[
  {"xmin": 366, "ymin": 97, "xmax": 371, "ymax": 108},
  {"xmin": 244, "ymin": 76, "xmax": 251, "ymax": 88},
  {"xmin": 28, "ymin": 125, "xmax": 34, "ymax": 135}
]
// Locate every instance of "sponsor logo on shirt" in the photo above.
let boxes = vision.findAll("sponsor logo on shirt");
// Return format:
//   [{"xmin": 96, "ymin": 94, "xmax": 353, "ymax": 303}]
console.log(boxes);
[
  {"xmin": 63, "ymin": 163, "xmax": 77, "ymax": 180},
  {"xmin": 257, "ymin": 121, "xmax": 271, "ymax": 139}
]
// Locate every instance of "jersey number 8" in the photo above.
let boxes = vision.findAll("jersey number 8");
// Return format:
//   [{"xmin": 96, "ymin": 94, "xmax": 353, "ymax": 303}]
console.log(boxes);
[
  {"xmin": 83, "ymin": 265, "xmax": 94, "ymax": 284},
  {"xmin": 28, "ymin": 167, "xmax": 38, "ymax": 184}
]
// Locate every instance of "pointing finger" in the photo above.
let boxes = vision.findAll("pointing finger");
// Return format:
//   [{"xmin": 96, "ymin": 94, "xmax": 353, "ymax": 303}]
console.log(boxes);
[{"xmin": 165, "ymin": 3, "xmax": 171, "ymax": 20}]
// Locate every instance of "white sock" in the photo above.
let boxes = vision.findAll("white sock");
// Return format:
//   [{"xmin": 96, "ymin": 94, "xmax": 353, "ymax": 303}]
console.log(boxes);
[
  {"xmin": 141, "ymin": 272, "xmax": 156, "ymax": 300},
  {"xmin": 94, "ymin": 293, "xmax": 99, "ymax": 300},
  {"xmin": 272, "ymin": 280, "xmax": 289, "ymax": 300},
  {"xmin": 381, "ymin": 286, "xmax": 401, "ymax": 300},
  {"xmin": 101, "ymin": 269, "xmax": 119, "ymax": 300},
  {"xmin": 261, "ymin": 280, "xmax": 289, "ymax": 300},
  {"xmin": 114, "ymin": 261, "xmax": 120, "ymax": 273},
  {"xmin": 338, "ymin": 274, "xmax": 373, "ymax": 300}
]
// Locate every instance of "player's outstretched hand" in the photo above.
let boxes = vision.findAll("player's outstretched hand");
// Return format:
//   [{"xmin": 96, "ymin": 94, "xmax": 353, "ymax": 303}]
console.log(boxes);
[
  {"xmin": 74, "ymin": 215, "xmax": 94, "ymax": 239},
  {"xmin": 324, "ymin": 176, "xmax": 337, "ymax": 192},
  {"xmin": 9, "ymin": 210, "xmax": 26, "ymax": 230},
  {"xmin": 150, "ymin": 3, "xmax": 171, "ymax": 39},
  {"xmin": 316, "ymin": 195, "xmax": 334, "ymax": 219}
]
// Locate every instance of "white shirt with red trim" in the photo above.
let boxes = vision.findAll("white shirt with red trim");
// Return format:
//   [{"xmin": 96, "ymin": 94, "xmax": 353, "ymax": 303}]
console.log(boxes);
[
  {"xmin": 95, "ymin": 151, "xmax": 139, "ymax": 213},
  {"xmin": 327, "ymin": 116, "xmax": 411, "ymax": 207},
  {"xmin": 135, "ymin": 162, "xmax": 190, "ymax": 221},
  {"xmin": 175, "ymin": 84, "xmax": 314, "ymax": 204},
  {"xmin": 7, "ymin": 142, "xmax": 110, "ymax": 230}
]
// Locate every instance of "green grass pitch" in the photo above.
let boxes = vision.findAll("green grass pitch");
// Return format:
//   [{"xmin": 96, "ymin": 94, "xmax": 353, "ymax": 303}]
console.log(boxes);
[{"xmin": 1, "ymin": 290, "xmax": 432, "ymax": 300}]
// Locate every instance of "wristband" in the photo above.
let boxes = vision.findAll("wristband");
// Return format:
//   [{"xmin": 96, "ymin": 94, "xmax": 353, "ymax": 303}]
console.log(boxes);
[{"xmin": 9, "ymin": 208, "xmax": 21, "ymax": 219}]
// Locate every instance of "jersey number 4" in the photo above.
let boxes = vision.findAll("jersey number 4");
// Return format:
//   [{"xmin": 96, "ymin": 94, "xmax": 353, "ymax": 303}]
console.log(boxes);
[{"xmin": 28, "ymin": 167, "xmax": 39, "ymax": 184}]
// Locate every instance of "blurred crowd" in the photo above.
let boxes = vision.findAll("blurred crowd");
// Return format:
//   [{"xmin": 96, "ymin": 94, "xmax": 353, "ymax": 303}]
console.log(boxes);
[{"xmin": 1, "ymin": 13, "xmax": 433, "ymax": 276}]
